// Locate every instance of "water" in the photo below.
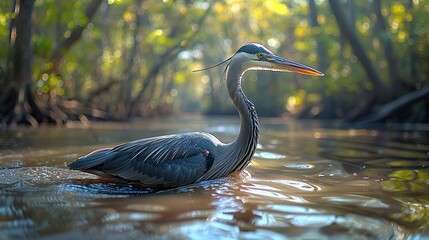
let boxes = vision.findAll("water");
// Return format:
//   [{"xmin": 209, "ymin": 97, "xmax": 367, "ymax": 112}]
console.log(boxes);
[{"xmin": 0, "ymin": 117, "xmax": 428, "ymax": 239}]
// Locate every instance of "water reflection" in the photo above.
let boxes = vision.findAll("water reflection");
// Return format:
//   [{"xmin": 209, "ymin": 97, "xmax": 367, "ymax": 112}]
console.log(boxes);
[
  {"xmin": 0, "ymin": 119, "xmax": 428, "ymax": 239},
  {"xmin": 254, "ymin": 151, "xmax": 286, "ymax": 160}
]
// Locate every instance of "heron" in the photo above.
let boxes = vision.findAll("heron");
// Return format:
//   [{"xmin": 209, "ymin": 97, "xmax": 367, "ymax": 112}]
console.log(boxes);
[{"xmin": 68, "ymin": 43, "xmax": 324, "ymax": 187}]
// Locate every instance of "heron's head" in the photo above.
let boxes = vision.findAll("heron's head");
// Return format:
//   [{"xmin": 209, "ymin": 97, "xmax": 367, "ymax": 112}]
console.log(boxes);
[
  {"xmin": 193, "ymin": 43, "xmax": 324, "ymax": 78},
  {"xmin": 234, "ymin": 43, "xmax": 324, "ymax": 76}
]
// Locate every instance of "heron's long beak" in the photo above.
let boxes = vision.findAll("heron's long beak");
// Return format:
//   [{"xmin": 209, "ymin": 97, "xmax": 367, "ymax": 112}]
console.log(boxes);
[{"xmin": 268, "ymin": 55, "xmax": 324, "ymax": 76}]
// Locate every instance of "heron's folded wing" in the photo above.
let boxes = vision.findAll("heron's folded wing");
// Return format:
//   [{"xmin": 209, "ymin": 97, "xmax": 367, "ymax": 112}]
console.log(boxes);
[
  {"xmin": 68, "ymin": 148, "xmax": 112, "ymax": 170},
  {"xmin": 102, "ymin": 135, "xmax": 214, "ymax": 187}
]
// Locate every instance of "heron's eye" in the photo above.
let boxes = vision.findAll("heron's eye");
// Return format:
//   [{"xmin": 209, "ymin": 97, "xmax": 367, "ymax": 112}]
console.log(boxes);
[{"xmin": 257, "ymin": 53, "xmax": 264, "ymax": 59}]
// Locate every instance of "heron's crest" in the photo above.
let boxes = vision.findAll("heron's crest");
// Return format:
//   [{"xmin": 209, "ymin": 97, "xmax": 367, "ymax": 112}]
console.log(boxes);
[
  {"xmin": 193, "ymin": 43, "xmax": 272, "ymax": 85},
  {"xmin": 236, "ymin": 43, "xmax": 274, "ymax": 56},
  {"xmin": 193, "ymin": 43, "xmax": 273, "ymax": 73}
]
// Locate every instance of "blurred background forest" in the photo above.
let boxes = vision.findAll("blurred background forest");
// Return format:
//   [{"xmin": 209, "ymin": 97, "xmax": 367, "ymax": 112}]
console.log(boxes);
[{"xmin": 1, "ymin": 0, "xmax": 428, "ymax": 127}]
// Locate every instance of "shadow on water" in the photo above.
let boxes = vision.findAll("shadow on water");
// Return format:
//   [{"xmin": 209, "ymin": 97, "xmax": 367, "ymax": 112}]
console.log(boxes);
[{"xmin": 0, "ymin": 118, "xmax": 428, "ymax": 239}]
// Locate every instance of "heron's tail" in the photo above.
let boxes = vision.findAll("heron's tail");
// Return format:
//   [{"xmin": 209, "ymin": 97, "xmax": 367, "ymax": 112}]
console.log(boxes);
[{"xmin": 68, "ymin": 148, "xmax": 112, "ymax": 170}]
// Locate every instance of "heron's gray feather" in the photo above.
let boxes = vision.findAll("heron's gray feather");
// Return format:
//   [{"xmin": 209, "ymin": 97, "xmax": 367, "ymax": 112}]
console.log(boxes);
[
  {"xmin": 67, "ymin": 148, "xmax": 111, "ymax": 170},
  {"xmin": 70, "ymin": 132, "xmax": 220, "ymax": 187}
]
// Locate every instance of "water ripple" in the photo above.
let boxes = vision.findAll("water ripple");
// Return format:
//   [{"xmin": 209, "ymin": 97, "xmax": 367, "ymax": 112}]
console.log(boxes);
[{"xmin": 0, "ymin": 120, "xmax": 428, "ymax": 239}]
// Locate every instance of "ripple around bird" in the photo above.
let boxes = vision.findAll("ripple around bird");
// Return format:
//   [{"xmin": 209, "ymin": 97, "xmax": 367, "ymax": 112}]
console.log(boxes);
[{"xmin": 0, "ymin": 119, "xmax": 428, "ymax": 239}]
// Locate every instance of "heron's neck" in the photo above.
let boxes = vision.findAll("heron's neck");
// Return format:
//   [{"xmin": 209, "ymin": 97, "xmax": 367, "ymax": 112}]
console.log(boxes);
[{"xmin": 225, "ymin": 59, "xmax": 259, "ymax": 171}]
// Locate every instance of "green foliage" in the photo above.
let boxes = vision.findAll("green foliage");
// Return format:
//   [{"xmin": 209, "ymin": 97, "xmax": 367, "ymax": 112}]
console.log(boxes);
[
  {"xmin": 1, "ymin": 0, "xmax": 428, "ymax": 119},
  {"xmin": 0, "ymin": 1, "xmax": 12, "ymax": 67}
]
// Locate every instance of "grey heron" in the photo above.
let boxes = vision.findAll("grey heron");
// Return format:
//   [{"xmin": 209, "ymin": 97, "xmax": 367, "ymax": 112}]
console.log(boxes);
[{"xmin": 68, "ymin": 43, "xmax": 324, "ymax": 187}]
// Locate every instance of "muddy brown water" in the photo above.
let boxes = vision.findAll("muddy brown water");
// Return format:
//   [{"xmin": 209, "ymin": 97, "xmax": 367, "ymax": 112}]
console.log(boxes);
[{"xmin": 0, "ymin": 117, "xmax": 428, "ymax": 239}]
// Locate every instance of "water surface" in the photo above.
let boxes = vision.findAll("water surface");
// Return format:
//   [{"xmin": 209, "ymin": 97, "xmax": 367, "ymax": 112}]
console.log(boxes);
[{"xmin": 0, "ymin": 117, "xmax": 428, "ymax": 239}]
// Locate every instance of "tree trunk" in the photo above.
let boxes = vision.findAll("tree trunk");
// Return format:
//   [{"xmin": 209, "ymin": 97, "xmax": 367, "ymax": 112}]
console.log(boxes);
[
  {"xmin": 329, "ymin": 0, "xmax": 390, "ymax": 102},
  {"xmin": 49, "ymin": 0, "xmax": 103, "ymax": 75},
  {"xmin": 118, "ymin": 0, "xmax": 143, "ymax": 119},
  {"xmin": 308, "ymin": 0, "xmax": 328, "ymax": 71},
  {"xmin": 0, "ymin": 0, "xmax": 41, "ymax": 126},
  {"xmin": 347, "ymin": 0, "xmax": 356, "ymax": 34},
  {"xmin": 0, "ymin": 0, "xmax": 103, "ymax": 126},
  {"xmin": 405, "ymin": 0, "xmax": 418, "ymax": 87},
  {"xmin": 372, "ymin": 0, "xmax": 404, "ymax": 95}
]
